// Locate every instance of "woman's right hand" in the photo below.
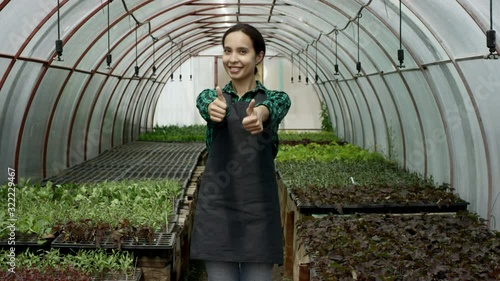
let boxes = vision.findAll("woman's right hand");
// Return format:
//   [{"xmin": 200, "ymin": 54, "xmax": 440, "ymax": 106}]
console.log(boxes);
[{"xmin": 208, "ymin": 86, "xmax": 227, "ymax": 122}]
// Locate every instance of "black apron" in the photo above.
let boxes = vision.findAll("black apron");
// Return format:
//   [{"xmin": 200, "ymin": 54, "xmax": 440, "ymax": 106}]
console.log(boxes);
[{"xmin": 190, "ymin": 91, "xmax": 283, "ymax": 265}]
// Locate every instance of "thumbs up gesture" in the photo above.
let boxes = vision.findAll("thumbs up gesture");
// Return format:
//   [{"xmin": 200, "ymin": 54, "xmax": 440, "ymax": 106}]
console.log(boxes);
[
  {"xmin": 208, "ymin": 86, "xmax": 227, "ymax": 122},
  {"xmin": 242, "ymin": 99, "xmax": 268, "ymax": 135}
]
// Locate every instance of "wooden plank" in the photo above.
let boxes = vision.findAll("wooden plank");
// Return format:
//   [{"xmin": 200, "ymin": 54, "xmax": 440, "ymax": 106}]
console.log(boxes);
[
  {"xmin": 284, "ymin": 211, "xmax": 295, "ymax": 278},
  {"xmin": 293, "ymin": 235, "xmax": 311, "ymax": 281}
]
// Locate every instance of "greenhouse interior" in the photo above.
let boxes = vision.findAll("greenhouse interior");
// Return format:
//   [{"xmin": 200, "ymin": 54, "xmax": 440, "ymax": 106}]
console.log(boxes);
[{"xmin": 1, "ymin": 0, "xmax": 499, "ymax": 280}]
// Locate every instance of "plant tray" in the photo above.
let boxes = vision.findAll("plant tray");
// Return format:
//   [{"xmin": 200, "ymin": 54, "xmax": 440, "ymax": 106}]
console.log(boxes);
[
  {"xmin": 91, "ymin": 270, "xmax": 142, "ymax": 281},
  {"xmin": 51, "ymin": 232, "xmax": 176, "ymax": 250},
  {"xmin": 43, "ymin": 142, "xmax": 205, "ymax": 185},
  {"xmin": 291, "ymin": 192, "xmax": 469, "ymax": 215},
  {"xmin": 0, "ymin": 233, "xmax": 52, "ymax": 247},
  {"xmin": 296, "ymin": 202, "xmax": 470, "ymax": 216}
]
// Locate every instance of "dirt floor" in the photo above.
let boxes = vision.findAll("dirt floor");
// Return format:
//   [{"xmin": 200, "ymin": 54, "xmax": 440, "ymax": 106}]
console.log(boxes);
[{"xmin": 185, "ymin": 259, "xmax": 289, "ymax": 281}]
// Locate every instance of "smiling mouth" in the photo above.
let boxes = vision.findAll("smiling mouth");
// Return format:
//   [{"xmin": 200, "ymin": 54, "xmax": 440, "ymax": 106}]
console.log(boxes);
[{"xmin": 229, "ymin": 67, "xmax": 242, "ymax": 73}]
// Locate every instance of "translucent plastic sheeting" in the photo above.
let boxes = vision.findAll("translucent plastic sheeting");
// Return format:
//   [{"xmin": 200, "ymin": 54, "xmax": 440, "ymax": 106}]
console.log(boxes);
[
  {"xmin": 408, "ymin": 0, "xmax": 487, "ymax": 58},
  {"xmin": 0, "ymin": 0, "xmax": 54, "ymax": 54},
  {"xmin": 337, "ymin": 25, "xmax": 378, "ymax": 75},
  {"xmin": 24, "ymin": 1, "xmax": 99, "ymax": 61},
  {"xmin": 276, "ymin": 63, "xmax": 322, "ymax": 130},
  {"xmin": 86, "ymin": 74, "xmax": 119, "ymax": 161},
  {"xmin": 112, "ymin": 79, "xmax": 139, "ymax": 147},
  {"xmin": 367, "ymin": 0, "xmax": 409, "ymax": 68},
  {"xmin": 46, "ymin": 72, "xmax": 89, "ymax": 176},
  {"xmin": 353, "ymin": 11, "xmax": 402, "ymax": 72},
  {"xmin": 370, "ymin": 0, "xmax": 448, "ymax": 66},
  {"xmin": 364, "ymin": 75, "xmax": 402, "ymax": 162},
  {"xmin": 134, "ymin": 81, "xmax": 154, "ymax": 137},
  {"xmin": 68, "ymin": 75, "xmax": 106, "ymax": 166},
  {"xmin": 155, "ymin": 58, "xmax": 206, "ymax": 127},
  {"xmin": 468, "ymin": 0, "xmax": 500, "ymax": 33},
  {"xmin": 333, "ymin": 82, "xmax": 354, "ymax": 143},
  {"xmin": 384, "ymin": 73, "xmax": 426, "ymax": 173},
  {"xmin": 0, "ymin": 58, "xmax": 13, "ymax": 103},
  {"xmin": 356, "ymin": 78, "xmax": 387, "ymax": 152},
  {"xmin": 0, "ymin": 61, "xmax": 44, "ymax": 175},
  {"xmin": 427, "ymin": 63, "xmax": 486, "ymax": 214},
  {"xmin": 270, "ymin": 4, "xmax": 334, "ymax": 33},
  {"xmin": 401, "ymin": 71, "xmax": 450, "ymax": 185},
  {"xmin": 18, "ymin": 68, "xmax": 68, "ymax": 179},
  {"xmin": 350, "ymin": 80, "xmax": 377, "ymax": 149},
  {"xmin": 321, "ymin": 82, "xmax": 345, "ymax": 137},
  {"xmin": 458, "ymin": 59, "xmax": 500, "ymax": 227},
  {"xmin": 125, "ymin": 81, "xmax": 142, "ymax": 140},
  {"xmin": 100, "ymin": 79, "xmax": 128, "ymax": 154},
  {"xmin": 331, "ymin": 82, "xmax": 349, "ymax": 140}
]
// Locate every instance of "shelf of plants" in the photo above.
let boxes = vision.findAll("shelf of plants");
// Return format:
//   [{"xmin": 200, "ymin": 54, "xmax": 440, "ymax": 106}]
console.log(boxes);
[
  {"xmin": 276, "ymin": 142, "xmax": 468, "ymax": 215},
  {"xmin": 296, "ymin": 212, "xmax": 500, "ymax": 280},
  {"xmin": 43, "ymin": 141, "xmax": 205, "ymax": 185},
  {"xmin": 0, "ymin": 248, "xmax": 141, "ymax": 281},
  {"xmin": 0, "ymin": 178, "xmax": 182, "ymax": 252},
  {"xmin": 0, "ymin": 129, "xmax": 208, "ymax": 281},
  {"xmin": 273, "ymin": 132, "xmax": 476, "ymax": 280}
]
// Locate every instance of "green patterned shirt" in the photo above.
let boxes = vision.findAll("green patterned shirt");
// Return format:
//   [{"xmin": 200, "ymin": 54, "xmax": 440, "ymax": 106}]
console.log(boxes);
[{"xmin": 196, "ymin": 80, "xmax": 291, "ymax": 157}]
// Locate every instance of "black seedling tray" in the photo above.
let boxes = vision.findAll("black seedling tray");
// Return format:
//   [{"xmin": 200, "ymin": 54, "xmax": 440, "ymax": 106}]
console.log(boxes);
[{"xmin": 51, "ymin": 232, "xmax": 176, "ymax": 250}]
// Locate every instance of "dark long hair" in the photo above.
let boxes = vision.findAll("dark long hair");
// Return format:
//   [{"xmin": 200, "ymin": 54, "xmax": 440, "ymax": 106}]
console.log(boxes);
[{"xmin": 222, "ymin": 23, "xmax": 266, "ymax": 74}]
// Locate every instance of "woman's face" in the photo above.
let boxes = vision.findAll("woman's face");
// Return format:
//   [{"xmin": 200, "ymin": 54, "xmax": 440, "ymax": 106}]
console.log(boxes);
[{"xmin": 223, "ymin": 31, "xmax": 263, "ymax": 82}]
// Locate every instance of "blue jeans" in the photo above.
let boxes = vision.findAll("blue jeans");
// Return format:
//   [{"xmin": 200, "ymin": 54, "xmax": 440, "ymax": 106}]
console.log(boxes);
[{"xmin": 204, "ymin": 260, "xmax": 274, "ymax": 281}]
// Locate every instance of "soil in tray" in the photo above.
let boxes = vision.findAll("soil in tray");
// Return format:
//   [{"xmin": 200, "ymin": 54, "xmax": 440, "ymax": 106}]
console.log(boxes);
[{"xmin": 290, "ymin": 183, "xmax": 467, "ymax": 214}]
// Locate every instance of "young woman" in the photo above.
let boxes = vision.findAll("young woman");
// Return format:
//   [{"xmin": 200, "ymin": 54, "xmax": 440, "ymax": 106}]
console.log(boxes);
[{"xmin": 190, "ymin": 23, "xmax": 291, "ymax": 281}]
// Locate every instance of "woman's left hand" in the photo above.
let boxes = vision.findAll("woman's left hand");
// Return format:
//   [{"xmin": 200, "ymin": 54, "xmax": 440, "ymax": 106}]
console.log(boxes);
[{"xmin": 242, "ymin": 99, "xmax": 268, "ymax": 135}]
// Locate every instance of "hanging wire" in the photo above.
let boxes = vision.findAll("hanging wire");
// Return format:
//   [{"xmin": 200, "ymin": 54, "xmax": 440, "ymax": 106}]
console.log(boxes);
[
  {"xmin": 491, "ymin": 0, "xmax": 493, "ymax": 30},
  {"xmin": 179, "ymin": 48, "xmax": 183, "ymax": 82},
  {"xmin": 356, "ymin": 13, "xmax": 362, "ymax": 75},
  {"xmin": 397, "ymin": 0, "xmax": 406, "ymax": 68},
  {"xmin": 315, "ymin": 39, "xmax": 319, "ymax": 82},
  {"xmin": 189, "ymin": 49, "xmax": 193, "ymax": 81},
  {"xmin": 305, "ymin": 45, "xmax": 309, "ymax": 85},
  {"xmin": 290, "ymin": 0, "xmax": 373, "ymax": 78},
  {"xmin": 151, "ymin": 37, "xmax": 157, "ymax": 76},
  {"xmin": 486, "ymin": 0, "xmax": 498, "ymax": 59},
  {"xmin": 57, "ymin": 0, "xmax": 60, "ymax": 40},
  {"xmin": 55, "ymin": 0, "xmax": 64, "ymax": 61},
  {"xmin": 170, "ymin": 44, "xmax": 174, "ymax": 81},
  {"xmin": 334, "ymin": 31, "xmax": 339, "ymax": 75},
  {"xmin": 133, "ymin": 24, "xmax": 140, "ymax": 77},
  {"xmin": 120, "ymin": 0, "xmax": 156, "ymax": 41},
  {"xmin": 106, "ymin": 0, "xmax": 113, "ymax": 69},
  {"xmin": 298, "ymin": 52, "xmax": 302, "ymax": 83},
  {"xmin": 290, "ymin": 52, "xmax": 294, "ymax": 83}
]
